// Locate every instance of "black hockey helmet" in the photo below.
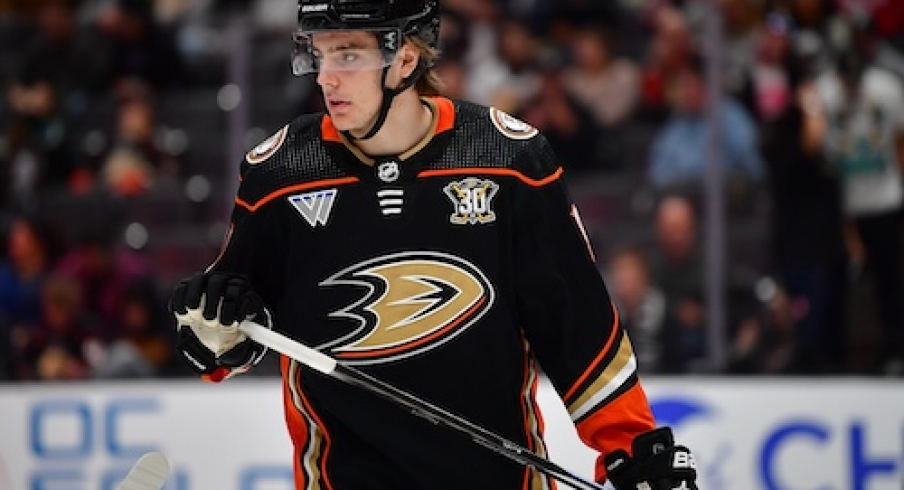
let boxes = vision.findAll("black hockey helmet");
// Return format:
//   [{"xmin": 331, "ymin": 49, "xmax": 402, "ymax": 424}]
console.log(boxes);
[{"xmin": 297, "ymin": 0, "xmax": 439, "ymax": 48}]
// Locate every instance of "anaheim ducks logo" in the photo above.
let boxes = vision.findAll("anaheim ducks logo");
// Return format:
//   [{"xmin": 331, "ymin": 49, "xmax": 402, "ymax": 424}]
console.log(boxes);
[{"xmin": 319, "ymin": 251, "xmax": 495, "ymax": 364}]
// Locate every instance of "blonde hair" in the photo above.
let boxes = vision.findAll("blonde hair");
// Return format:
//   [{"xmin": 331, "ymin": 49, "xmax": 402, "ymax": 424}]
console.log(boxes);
[{"xmin": 407, "ymin": 36, "xmax": 444, "ymax": 96}]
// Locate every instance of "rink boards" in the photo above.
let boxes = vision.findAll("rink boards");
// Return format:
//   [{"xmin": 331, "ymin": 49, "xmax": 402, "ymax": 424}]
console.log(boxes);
[{"xmin": 0, "ymin": 377, "xmax": 902, "ymax": 490}]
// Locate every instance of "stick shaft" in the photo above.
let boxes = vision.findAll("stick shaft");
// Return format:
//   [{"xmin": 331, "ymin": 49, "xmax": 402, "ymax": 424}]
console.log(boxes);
[{"xmin": 239, "ymin": 321, "xmax": 604, "ymax": 490}]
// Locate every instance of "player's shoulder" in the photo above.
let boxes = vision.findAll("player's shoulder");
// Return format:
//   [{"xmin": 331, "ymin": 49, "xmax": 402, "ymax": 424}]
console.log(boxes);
[
  {"xmin": 243, "ymin": 113, "xmax": 321, "ymax": 166},
  {"xmin": 237, "ymin": 112, "xmax": 349, "ymax": 211},
  {"xmin": 452, "ymin": 100, "xmax": 539, "ymax": 141},
  {"xmin": 243, "ymin": 112, "xmax": 323, "ymax": 168},
  {"xmin": 446, "ymin": 99, "xmax": 559, "ymax": 181}
]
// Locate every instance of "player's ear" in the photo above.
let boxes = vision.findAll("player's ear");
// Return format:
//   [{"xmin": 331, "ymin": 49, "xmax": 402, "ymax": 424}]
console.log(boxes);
[{"xmin": 398, "ymin": 42, "xmax": 421, "ymax": 78}]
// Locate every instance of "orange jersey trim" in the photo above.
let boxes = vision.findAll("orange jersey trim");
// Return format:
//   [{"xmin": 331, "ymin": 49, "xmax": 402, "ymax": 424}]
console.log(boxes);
[
  {"xmin": 320, "ymin": 96, "xmax": 456, "ymax": 143},
  {"xmin": 563, "ymin": 303, "xmax": 620, "ymax": 402},
  {"xmin": 427, "ymin": 96, "xmax": 456, "ymax": 134},
  {"xmin": 419, "ymin": 167, "xmax": 564, "ymax": 187},
  {"xmin": 322, "ymin": 115, "xmax": 341, "ymax": 143},
  {"xmin": 282, "ymin": 356, "xmax": 336, "ymax": 490},
  {"xmin": 235, "ymin": 177, "xmax": 360, "ymax": 212},
  {"xmin": 578, "ymin": 382, "xmax": 655, "ymax": 480}
]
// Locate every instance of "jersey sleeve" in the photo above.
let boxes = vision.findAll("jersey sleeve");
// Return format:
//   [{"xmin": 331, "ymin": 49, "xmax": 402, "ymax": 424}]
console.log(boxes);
[
  {"xmin": 205, "ymin": 134, "xmax": 294, "ymax": 312},
  {"xmin": 510, "ymin": 134, "xmax": 655, "ymax": 481}
]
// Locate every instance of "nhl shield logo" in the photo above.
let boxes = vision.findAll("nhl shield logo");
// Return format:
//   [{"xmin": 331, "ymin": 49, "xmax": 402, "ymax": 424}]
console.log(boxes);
[
  {"xmin": 377, "ymin": 161, "xmax": 400, "ymax": 183},
  {"xmin": 443, "ymin": 178, "xmax": 500, "ymax": 225}
]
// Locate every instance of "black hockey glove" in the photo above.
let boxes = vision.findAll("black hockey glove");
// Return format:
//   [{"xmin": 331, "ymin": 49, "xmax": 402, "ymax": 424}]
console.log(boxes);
[
  {"xmin": 169, "ymin": 272, "xmax": 270, "ymax": 380},
  {"xmin": 604, "ymin": 427, "xmax": 698, "ymax": 490}
]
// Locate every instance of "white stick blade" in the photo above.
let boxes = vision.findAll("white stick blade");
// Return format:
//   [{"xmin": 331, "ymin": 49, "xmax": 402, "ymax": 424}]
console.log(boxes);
[{"xmin": 116, "ymin": 452, "xmax": 170, "ymax": 490}]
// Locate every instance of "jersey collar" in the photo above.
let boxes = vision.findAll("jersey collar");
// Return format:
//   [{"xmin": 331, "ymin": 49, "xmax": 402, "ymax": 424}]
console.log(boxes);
[{"xmin": 320, "ymin": 96, "xmax": 456, "ymax": 166}]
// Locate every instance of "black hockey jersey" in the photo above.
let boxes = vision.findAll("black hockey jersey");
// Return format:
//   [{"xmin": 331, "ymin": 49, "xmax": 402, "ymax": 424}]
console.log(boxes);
[{"xmin": 209, "ymin": 97, "xmax": 655, "ymax": 490}]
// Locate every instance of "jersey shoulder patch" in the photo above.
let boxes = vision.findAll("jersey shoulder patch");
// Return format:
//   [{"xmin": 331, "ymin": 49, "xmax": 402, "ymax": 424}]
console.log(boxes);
[
  {"xmin": 246, "ymin": 125, "xmax": 289, "ymax": 164},
  {"xmin": 489, "ymin": 107, "xmax": 538, "ymax": 140},
  {"xmin": 236, "ymin": 113, "xmax": 350, "ymax": 212}
]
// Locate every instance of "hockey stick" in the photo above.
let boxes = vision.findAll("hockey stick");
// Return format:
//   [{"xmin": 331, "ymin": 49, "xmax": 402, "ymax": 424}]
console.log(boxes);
[
  {"xmin": 239, "ymin": 321, "xmax": 605, "ymax": 490},
  {"xmin": 116, "ymin": 451, "xmax": 170, "ymax": 490}
]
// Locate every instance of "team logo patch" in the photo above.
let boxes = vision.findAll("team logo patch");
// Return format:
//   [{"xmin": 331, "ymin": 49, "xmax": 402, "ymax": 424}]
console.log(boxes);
[
  {"xmin": 246, "ymin": 125, "xmax": 288, "ymax": 164},
  {"xmin": 489, "ymin": 107, "xmax": 538, "ymax": 140},
  {"xmin": 288, "ymin": 189, "xmax": 337, "ymax": 227},
  {"xmin": 377, "ymin": 160, "xmax": 400, "ymax": 183},
  {"xmin": 443, "ymin": 178, "xmax": 500, "ymax": 225},
  {"xmin": 319, "ymin": 251, "xmax": 495, "ymax": 364}
]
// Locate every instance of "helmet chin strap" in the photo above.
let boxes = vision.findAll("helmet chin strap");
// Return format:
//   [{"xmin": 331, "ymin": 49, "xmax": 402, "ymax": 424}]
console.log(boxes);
[{"xmin": 343, "ymin": 61, "xmax": 429, "ymax": 141}]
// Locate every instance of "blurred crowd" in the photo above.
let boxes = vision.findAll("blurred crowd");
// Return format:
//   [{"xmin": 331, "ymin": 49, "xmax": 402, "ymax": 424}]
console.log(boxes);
[{"xmin": 0, "ymin": 0, "xmax": 902, "ymax": 381}]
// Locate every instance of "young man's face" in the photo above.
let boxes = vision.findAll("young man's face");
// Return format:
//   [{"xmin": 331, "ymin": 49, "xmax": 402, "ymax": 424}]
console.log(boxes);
[{"xmin": 311, "ymin": 30, "xmax": 393, "ymax": 135}]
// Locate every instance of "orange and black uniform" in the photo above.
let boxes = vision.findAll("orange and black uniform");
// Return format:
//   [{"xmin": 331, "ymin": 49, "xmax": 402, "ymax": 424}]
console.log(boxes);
[{"xmin": 208, "ymin": 97, "xmax": 655, "ymax": 489}]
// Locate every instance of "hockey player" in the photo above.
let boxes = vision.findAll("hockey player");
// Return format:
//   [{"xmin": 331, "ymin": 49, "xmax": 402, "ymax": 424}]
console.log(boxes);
[{"xmin": 169, "ymin": 0, "xmax": 699, "ymax": 489}]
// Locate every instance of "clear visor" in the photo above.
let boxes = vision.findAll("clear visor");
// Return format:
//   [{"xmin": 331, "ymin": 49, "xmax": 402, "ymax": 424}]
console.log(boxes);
[{"xmin": 292, "ymin": 28, "xmax": 401, "ymax": 75}]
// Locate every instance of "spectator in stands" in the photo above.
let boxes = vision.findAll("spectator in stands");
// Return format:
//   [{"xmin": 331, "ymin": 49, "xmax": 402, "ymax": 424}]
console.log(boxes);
[
  {"xmin": 93, "ymin": 279, "xmax": 180, "ymax": 378},
  {"xmin": 91, "ymin": 0, "xmax": 190, "ymax": 93},
  {"xmin": 746, "ymin": 13, "xmax": 797, "ymax": 124},
  {"xmin": 96, "ymin": 83, "xmax": 180, "ymax": 196},
  {"xmin": 756, "ymin": 14, "xmax": 849, "ymax": 373},
  {"xmin": 562, "ymin": 25, "xmax": 640, "ymax": 129},
  {"xmin": 449, "ymin": 0, "xmax": 506, "ymax": 106},
  {"xmin": 560, "ymin": 24, "xmax": 639, "ymax": 172},
  {"xmin": 18, "ymin": 274, "xmax": 95, "ymax": 380},
  {"xmin": 647, "ymin": 194, "xmax": 763, "ymax": 373},
  {"xmin": 818, "ymin": 26, "xmax": 904, "ymax": 375},
  {"xmin": 517, "ymin": 62, "xmax": 602, "ymax": 175},
  {"xmin": 605, "ymin": 247, "xmax": 668, "ymax": 374},
  {"xmin": 727, "ymin": 279, "xmax": 807, "ymax": 374},
  {"xmin": 787, "ymin": 0, "xmax": 851, "ymax": 75},
  {"xmin": 0, "ymin": 214, "xmax": 61, "ymax": 330},
  {"xmin": 13, "ymin": 0, "xmax": 108, "ymax": 97},
  {"xmin": 2, "ymin": 77, "xmax": 83, "ymax": 210},
  {"xmin": 719, "ymin": 0, "xmax": 764, "ymax": 102},
  {"xmin": 648, "ymin": 195, "xmax": 708, "ymax": 373},
  {"xmin": 54, "ymin": 222, "xmax": 150, "ymax": 341},
  {"xmin": 636, "ymin": 6, "xmax": 696, "ymax": 124},
  {"xmin": 480, "ymin": 18, "xmax": 546, "ymax": 114},
  {"xmin": 647, "ymin": 55, "xmax": 764, "ymax": 191},
  {"xmin": 0, "ymin": 214, "xmax": 62, "ymax": 380}
]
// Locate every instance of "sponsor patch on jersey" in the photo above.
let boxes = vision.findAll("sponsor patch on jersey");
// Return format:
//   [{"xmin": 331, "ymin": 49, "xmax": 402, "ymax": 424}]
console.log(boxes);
[
  {"xmin": 489, "ymin": 107, "xmax": 538, "ymax": 140},
  {"xmin": 288, "ymin": 189, "xmax": 337, "ymax": 227},
  {"xmin": 443, "ymin": 178, "xmax": 500, "ymax": 225},
  {"xmin": 319, "ymin": 251, "xmax": 495, "ymax": 364},
  {"xmin": 246, "ymin": 125, "xmax": 288, "ymax": 164}
]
